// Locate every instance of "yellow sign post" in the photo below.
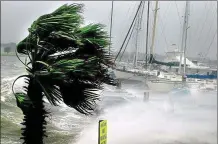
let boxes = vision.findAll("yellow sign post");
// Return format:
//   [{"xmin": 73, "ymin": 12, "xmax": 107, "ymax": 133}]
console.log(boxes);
[{"xmin": 98, "ymin": 120, "xmax": 107, "ymax": 144}]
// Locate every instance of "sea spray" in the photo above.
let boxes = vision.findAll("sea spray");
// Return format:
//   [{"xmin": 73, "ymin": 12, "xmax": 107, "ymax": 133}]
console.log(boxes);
[{"xmin": 75, "ymin": 91, "xmax": 217, "ymax": 144}]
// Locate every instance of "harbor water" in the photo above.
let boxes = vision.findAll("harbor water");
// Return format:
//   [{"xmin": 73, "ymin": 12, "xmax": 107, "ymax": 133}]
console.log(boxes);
[{"xmin": 1, "ymin": 56, "xmax": 217, "ymax": 144}]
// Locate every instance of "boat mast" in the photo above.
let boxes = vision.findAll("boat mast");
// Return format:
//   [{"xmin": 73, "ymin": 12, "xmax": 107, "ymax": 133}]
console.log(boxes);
[
  {"xmin": 133, "ymin": 13, "xmax": 140, "ymax": 68},
  {"xmin": 134, "ymin": 1, "xmax": 145, "ymax": 68},
  {"xmin": 149, "ymin": 0, "xmax": 159, "ymax": 70},
  {"xmin": 183, "ymin": 1, "xmax": 190, "ymax": 75},
  {"xmin": 150, "ymin": 0, "xmax": 159, "ymax": 56},
  {"xmin": 179, "ymin": 1, "xmax": 190, "ymax": 75},
  {"xmin": 145, "ymin": 0, "xmax": 150, "ymax": 69},
  {"xmin": 109, "ymin": 1, "xmax": 114, "ymax": 56}
]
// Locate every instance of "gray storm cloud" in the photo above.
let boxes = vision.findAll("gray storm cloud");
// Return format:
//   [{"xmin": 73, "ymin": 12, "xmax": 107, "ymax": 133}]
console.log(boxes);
[{"xmin": 1, "ymin": 1, "xmax": 217, "ymax": 59}]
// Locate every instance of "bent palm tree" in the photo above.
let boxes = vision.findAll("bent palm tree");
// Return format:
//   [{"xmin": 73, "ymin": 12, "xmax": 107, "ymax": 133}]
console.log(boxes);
[{"xmin": 12, "ymin": 3, "xmax": 116, "ymax": 144}]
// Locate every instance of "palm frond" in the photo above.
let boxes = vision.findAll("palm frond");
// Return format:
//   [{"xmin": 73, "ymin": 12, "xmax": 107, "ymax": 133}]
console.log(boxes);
[
  {"xmin": 74, "ymin": 24, "xmax": 113, "ymax": 68},
  {"xmin": 13, "ymin": 3, "xmax": 118, "ymax": 143},
  {"xmin": 51, "ymin": 3, "xmax": 84, "ymax": 16},
  {"xmin": 18, "ymin": 4, "xmax": 84, "ymax": 56},
  {"xmin": 59, "ymin": 79, "xmax": 102, "ymax": 115},
  {"xmin": 15, "ymin": 92, "xmax": 33, "ymax": 114},
  {"xmin": 17, "ymin": 35, "xmax": 37, "ymax": 54},
  {"xmin": 30, "ymin": 4, "xmax": 84, "ymax": 35},
  {"xmin": 15, "ymin": 3, "xmax": 116, "ymax": 116}
]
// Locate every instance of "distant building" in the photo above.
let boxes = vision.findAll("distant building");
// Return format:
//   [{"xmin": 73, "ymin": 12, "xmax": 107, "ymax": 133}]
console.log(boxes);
[
  {"xmin": 1, "ymin": 42, "xmax": 16, "ymax": 54},
  {"xmin": 4, "ymin": 47, "xmax": 12, "ymax": 53}
]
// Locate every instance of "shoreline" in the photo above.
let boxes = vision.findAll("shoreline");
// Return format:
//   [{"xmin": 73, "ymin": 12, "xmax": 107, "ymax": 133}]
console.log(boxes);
[{"xmin": 1, "ymin": 54, "xmax": 25, "ymax": 57}]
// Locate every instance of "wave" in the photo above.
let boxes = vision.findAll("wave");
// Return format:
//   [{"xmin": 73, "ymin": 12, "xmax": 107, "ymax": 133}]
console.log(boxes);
[{"xmin": 1, "ymin": 74, "xmax": 26, "ymax": 102}]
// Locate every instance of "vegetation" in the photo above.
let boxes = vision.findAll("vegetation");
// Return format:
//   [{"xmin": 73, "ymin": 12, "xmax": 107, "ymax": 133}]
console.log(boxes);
[{"xmin": 12, "ymin": 3, "xmax": 116, "ymax": 144}]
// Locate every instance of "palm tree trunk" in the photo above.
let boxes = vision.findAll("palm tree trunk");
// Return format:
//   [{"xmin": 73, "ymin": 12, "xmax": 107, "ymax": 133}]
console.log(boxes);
[{"xmin": 21, "ymin": 78, "xmax": 47, "ymax": 144}]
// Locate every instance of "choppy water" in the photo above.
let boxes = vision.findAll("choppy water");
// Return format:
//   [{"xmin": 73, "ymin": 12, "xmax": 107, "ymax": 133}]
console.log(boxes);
[{"xmin": 1, "ymin": 56, "xmax": 217, "ymax": 144}]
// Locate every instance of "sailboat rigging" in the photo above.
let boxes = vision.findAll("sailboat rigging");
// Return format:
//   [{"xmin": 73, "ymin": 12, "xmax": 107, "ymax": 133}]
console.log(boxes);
[
  {"xmin": 111, "ymin": 1, "xmax": 216, "ymax": 91},
  {"xmin": 114, "ymin": 1, "xmax": 143, "ymax": 62},
  {"xmin": 147, "ymin": 1, "xmax": 217, "ymax": 92}
]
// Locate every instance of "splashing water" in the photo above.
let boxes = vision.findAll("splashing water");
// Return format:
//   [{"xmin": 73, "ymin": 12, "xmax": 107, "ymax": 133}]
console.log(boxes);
[
  {"xmin": 1, "ymin": 75, "xmax": 26, "ymax": 102},
  {"xmin": 75, "ymin": 90, "xmax": 217, "ymax": 144}
]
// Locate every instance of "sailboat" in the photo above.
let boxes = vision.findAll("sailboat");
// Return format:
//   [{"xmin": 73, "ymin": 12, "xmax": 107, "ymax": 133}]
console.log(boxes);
[
  {"xmin": 146, "ymin": 1, "xmax": 217, "ymax": 92},
  {"xmin": 113, "ymin": 1, "xmax": 151, "ymax": 81}
]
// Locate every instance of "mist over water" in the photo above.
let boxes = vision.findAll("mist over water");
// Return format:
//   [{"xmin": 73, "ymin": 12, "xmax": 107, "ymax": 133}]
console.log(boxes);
[{"xmin": 75, "ymin": 90, "xmax": 217, "ymax": 144}]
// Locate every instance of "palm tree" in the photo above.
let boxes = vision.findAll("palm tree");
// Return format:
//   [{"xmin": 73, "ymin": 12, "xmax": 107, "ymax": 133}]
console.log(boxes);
[{"xmin": 12, "ymin": 3, "xmax": 116, "ymax": 144}]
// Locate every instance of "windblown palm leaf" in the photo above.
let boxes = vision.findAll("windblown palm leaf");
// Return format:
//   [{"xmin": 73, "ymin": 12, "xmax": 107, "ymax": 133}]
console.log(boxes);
[{"xmin": 13, "ymin": 3, "xmax": 116, "ymax": 144}]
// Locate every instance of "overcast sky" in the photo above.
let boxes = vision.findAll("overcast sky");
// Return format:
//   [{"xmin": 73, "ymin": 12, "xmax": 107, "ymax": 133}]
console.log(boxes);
[{"xmin": 1, "ymin": 1, "xmax": 217, "ymax": 60}]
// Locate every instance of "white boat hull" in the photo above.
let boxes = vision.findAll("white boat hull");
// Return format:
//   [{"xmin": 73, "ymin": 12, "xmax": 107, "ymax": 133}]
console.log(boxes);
[
  {"xmin": 113, "ymin": 70, "xmax": 135, "ymax": 79},
  {"xmin": 113, "ymin": 69, "xmax": 146, "ymax": 82},
  {"xmin": 147, "ymin": 80, "xmax": 184, "ymax": 92}
]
